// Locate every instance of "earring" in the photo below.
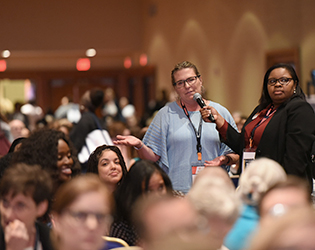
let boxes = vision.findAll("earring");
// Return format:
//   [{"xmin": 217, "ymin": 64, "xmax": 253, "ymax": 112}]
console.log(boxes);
[
  {"xmin": 201, "ymin": 85, "xmax": 205, "ymax": 95},
  {"xmin": 294, "ymin": 89, "xmax": 296, "ymax": 94}
]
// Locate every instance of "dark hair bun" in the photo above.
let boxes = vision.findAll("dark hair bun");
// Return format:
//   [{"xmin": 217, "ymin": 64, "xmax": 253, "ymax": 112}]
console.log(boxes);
[{"xmin": 90, "ymin": 89, "xmax": 104, "ymax": 108}]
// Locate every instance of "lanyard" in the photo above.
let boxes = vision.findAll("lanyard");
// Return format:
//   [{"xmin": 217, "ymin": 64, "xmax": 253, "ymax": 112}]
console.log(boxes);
[
  {"xmin": 32, "ymin": 223, "xmax": 39, "ymax": 250},
  {"xmin": 180, "ymin": 101, "xmax": 203, "ymax": 161},
  {"xmin": 249, "ymin": 105, "xmax": 277, "ymax": 148}
]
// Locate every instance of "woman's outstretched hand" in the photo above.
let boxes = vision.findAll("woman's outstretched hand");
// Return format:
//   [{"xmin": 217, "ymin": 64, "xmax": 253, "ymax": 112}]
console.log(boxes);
[
  {"xmin": 114, "ymin": 135, "xmax": 160, "ymax": 162},
  {"xmin": 113, "ymin": 135, "xmax": 142, "ymax": 148},
  {"xmin": 204, "ymin": 155, "xmax": 226, "ymax": 167}
]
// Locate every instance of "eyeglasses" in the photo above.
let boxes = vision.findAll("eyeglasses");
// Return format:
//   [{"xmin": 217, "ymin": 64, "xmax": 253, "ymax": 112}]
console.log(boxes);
[
  {"xmin": 174, "ymin": 75, "xmax": 200, "ymax": 89},
  {"xmin": 65, "ymin": 210, "xmax": 112, "ymax": 226},
  {"xmin": 267, "ymin": 77, "xmax": 293, "ymax": 86}
]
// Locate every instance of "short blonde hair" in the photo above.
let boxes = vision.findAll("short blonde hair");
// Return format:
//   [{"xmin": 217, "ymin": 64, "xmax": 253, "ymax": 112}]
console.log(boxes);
[
  {"xmin": 238, "ymin": 158, "xmax": 287, "ymax": 206},
  {"xmin": 187, "ymin": 169, "xmax": 241, "ymax": 225}
]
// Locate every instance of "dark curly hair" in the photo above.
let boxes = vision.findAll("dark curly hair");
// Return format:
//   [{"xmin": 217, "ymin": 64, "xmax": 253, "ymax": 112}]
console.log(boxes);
[
  {"xmin": 12, "ymin": 128, "xmax": 81, "ymax": 192},
  {"xmin": 86, "ymin": 144, "xmax": 128, "ymax": 187}
]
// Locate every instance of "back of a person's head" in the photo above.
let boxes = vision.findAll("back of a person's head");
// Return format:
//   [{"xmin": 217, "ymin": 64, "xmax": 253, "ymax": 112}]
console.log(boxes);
[
  {"xmin": 238, "ymin": 158, "xmax": 287, "ymax": 206},
  {"xmin": 80, "ymin": 88, "xmax": 104, "ymax": 112},
  {"xmin": 133, "ymin": 194, "xmax": 176, "ymax": 242},
  {"xmin": 258, "ymin": 176, "xmax": 312, "ymax": 221},
  {"xmin": 193, "ymin": 166, "xmax": 235, "ymax": 191},
  {"xmin": 187, "ymin": 174, "xmax": 241, "ymax": 226},
  {"xmin": 133, "ymin": 195, "xmax": 199, "ymax": 247},
  {"xmin": 248, "ymin": 207, "xmax": 315, "ymax": 250},
  {"xmin": 90, "ymin": 88, "xmax": 104, "ymax": 109},
  {"xmin": 0, "ymin": 163, "xmax": 53, "ymax": 205},
  {"xmin": 107, "ymin": 121, "xmax": 128, "ymax": 138},
  {"xmin": 133, "ymin": 194, "xmax": 224, "ymax": 250},
  {"xmin": 52, "ymin": 174, "xmax": 111, "ymax": 215}
]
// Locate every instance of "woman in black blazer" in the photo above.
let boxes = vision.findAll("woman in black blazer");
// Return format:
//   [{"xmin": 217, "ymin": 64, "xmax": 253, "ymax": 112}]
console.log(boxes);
[{"xmin": 200, "ymin": 63, "xmax": 315, "ymax": 189}]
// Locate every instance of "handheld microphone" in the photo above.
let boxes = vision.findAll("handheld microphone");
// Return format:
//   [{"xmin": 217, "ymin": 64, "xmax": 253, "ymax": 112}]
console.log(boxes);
[{"xmin": 193, "ymin": 93, "xmax": 216, "ymax": 122}]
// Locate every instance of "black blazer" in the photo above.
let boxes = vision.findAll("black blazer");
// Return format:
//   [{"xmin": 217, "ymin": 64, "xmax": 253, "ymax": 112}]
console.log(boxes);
[
  {"xmin": 223, "ymin": 96, "xmax": 315, "ymax": 187},
  {"xmin": 0, "ymin": 221, "xmax": 53, "ymax": 250}
]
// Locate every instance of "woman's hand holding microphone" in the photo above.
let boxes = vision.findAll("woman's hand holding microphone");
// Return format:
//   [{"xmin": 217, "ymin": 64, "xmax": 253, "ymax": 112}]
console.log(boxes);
[{"xmin": 200, "ymin": 106, "xmax": 225, "ymax": 129}]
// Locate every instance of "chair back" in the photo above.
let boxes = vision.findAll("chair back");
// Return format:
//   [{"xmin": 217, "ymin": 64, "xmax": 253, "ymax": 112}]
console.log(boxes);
[{"xmin": 103, "ymin": 236, "xmax": 129, "ymax": 249}]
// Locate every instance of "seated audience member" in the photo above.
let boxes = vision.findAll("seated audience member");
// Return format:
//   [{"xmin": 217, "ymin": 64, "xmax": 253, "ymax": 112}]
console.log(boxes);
[
  {"xmin": 133, "ymin": 195, "xmax": 205, "ymax": 250},
  {"xmin": 51, "ymin": 174, "xmax": 112, "ymax": 250},
  {"xmin": 9, "ymin": 101, "xmax": 29, "ymax": 129},
  {"xmin": 187, "ymin": 167, "xmax": 241, "ymax": 250},
  {"xmin": 0, "ymin": 127, "xmax": 11, "ymax": 157},
  {"xmin": 54, "ymin": 96, "xmax": 80, "ymax": 123},
  {"xmin": 258, "ymin": 175, "xmax": 313, "ymax": 227},
  {"xmin": 193, "ymin": 166, "xmax": 235, "ymax": 190},
  {"xmin": 224, "ymin": 158, "xmax": 287, "ymax": 250},
  {"xmin": 110, "ymin": 159, "xmax": 173, "ymax": 246},
  {"xmin": 0, "ymin": 113, "xmax": 13, "ymax": 144},
  {"xmin": 20, "ymin": 99, "xmax": 44, "ymax": 132},
  {"xmin": 0, "ymin": 163, "xmax": 53, "ymax": 250},
  {"xmin": 102, "ymin": 87, "xmax": 122, "ymax": 124},
  {"xmin": 12, "ymin": 128, "xmax": 81, "ymax": 194},
  {"xmin": 248, "ymin": 207, "xmax": 315, "ymax": 250},
  {"xmin": 87, "ymin": 145, "xmax": 128, "ymax": 192},
  {"xmin": 0, "ymin": 137, "xmax": 27, "ymax": 179},
  {"xmin": 9, "ymin": 119, "xmax": 30, "ymax": 141},
  {"xmin": 50, "ymin": 118, "xmax": 74, "ymax": 136}
]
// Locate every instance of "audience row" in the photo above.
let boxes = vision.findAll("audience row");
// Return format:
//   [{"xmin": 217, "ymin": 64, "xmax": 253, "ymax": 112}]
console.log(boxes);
[{"xmin": 0, "ymin": 138, "xmax": 314, "ymax": 250}]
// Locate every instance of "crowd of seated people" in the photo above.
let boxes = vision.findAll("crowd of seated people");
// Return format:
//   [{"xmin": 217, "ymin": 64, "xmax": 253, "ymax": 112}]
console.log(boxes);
[{"xmin": 0, "ymin": 85, "xmax": 315, "ymax": 250}]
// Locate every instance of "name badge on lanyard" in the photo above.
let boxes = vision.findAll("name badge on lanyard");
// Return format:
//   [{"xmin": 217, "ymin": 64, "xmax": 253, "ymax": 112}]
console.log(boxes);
[
  {"xmin": 191, "ymin": 160, "xmax": 205, "ymax": 183},
  {"xmin": 242, "ymin": 150, "xmax": 256, "ymax": 173},
  {"xmin": 242, "ymin": 105, "xmax": 276, "ymax": 172}
]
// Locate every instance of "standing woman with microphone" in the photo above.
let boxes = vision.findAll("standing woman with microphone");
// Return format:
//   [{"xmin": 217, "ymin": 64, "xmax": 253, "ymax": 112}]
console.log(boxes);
[
  {"xmin": 200, "ymin": 63, "xmax": 315, "ymax": 190},
  {"xmin": 114, "ymin": 61, "xmax": 238, "ymax": 193}
]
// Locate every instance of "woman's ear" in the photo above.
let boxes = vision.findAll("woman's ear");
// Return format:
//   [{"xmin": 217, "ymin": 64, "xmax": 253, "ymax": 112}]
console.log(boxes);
[
  {"xmin": 51, "ymin": 212, "xmax": 61, "ymax": 233},
  {"xmin": 199, "ymin": 75, "xmax": 203, "ymax": 84},
  {"xmin": 36, "ymin": 200, "xmax": 49, "ymax": 217}
]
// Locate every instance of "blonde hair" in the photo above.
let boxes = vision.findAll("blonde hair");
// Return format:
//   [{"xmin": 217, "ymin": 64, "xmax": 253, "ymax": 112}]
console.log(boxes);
[
  {"xmin": 187, "ymin": 169, "xmax": 241, "ymax": 224},
  {"xmin": 238, "ymin": 158, "xmax": 287, "ymax": 206}
]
